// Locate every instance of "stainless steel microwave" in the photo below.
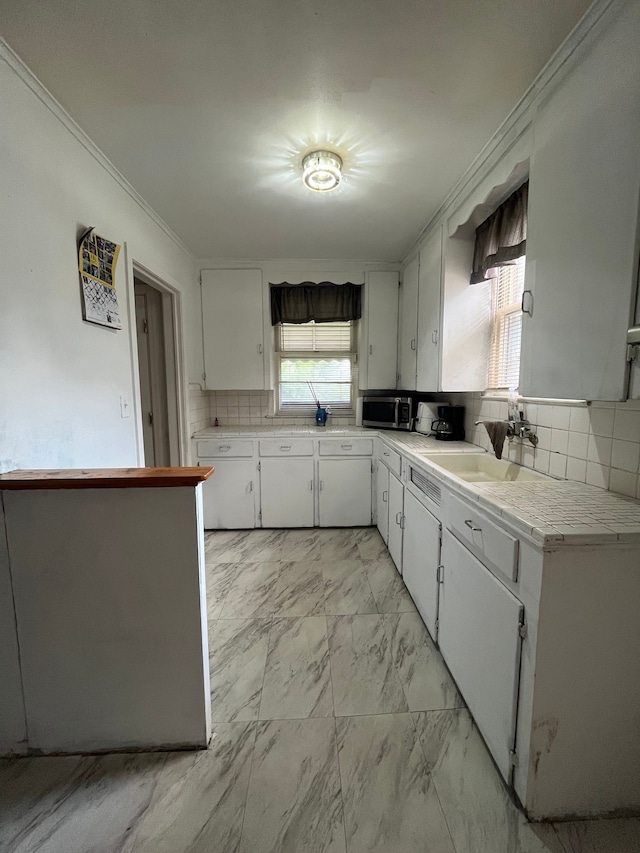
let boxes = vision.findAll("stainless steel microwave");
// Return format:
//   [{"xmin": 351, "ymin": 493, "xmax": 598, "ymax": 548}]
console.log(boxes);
[{"xmin": 362, "ymin": 396, "xmax": 413, "ymax": 430}]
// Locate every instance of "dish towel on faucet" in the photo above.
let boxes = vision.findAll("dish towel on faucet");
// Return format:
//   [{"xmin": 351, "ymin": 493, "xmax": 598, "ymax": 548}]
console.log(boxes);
[{"xmin": 478, "ymin": 421, "xmax": 510, "ymax": 459}]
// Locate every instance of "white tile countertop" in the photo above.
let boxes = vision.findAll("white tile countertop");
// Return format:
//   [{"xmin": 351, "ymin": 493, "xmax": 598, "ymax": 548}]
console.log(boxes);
[{"xmin": 192, "ymin": 425, "xmax": 640, "ymax": 547}]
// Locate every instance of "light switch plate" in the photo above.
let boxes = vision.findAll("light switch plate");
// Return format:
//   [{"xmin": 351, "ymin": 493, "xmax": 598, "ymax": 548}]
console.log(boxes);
[{"xmin": 120, "ymin": 394, "xmax": 131, "ymax": 418}]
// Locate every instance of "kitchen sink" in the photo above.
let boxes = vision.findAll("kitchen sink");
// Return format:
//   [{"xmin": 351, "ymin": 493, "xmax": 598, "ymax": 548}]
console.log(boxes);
[{"xmin": 418, "ymin": 452, "xmax": 550, "ymax": 483}]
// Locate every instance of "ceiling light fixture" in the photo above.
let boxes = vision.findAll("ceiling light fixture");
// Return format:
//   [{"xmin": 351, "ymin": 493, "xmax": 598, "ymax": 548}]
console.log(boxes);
[{"xmin": 302, "ymin": 150, "xmax": 342, "ymax": 192}]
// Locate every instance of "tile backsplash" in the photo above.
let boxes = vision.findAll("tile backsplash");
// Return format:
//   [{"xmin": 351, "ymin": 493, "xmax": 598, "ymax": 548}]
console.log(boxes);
[
  {"xmin": 462, "ymin": 394, "xmax": 640, "ymax": 499},
  {"xmin": 188, "ymin": 386, "xmax": 356, "ymax": 430}
]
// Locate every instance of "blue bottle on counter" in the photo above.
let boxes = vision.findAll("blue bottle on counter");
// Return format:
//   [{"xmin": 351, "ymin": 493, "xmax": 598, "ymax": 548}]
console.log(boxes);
[{"xmin": 315, "ymin": 406, "xmax": 327, "ymax": 427}]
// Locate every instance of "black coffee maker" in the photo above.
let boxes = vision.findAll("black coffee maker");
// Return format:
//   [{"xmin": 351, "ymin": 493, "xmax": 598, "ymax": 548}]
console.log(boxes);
[{"xmin": 432, "ymin": 405, "xmax": 465, "ymax": 441}]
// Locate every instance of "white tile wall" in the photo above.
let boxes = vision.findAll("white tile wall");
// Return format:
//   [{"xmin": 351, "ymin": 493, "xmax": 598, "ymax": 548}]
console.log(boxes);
[
  {"xmin": 188, "ymin": 385, "xmax": 213, "ymax": 433},
  {"xmin": 462, "ymin": 394, "xmax": 640, "ymax": 499},
  {"xmin": 195, "ymin": 389, "xmax": 356, "ymax": 429}
]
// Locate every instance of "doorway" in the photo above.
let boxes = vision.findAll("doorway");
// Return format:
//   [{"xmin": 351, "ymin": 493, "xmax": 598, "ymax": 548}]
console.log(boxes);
[{"xmin": 134, "ymin": 278, "xmax": 177, "ymax": 466}]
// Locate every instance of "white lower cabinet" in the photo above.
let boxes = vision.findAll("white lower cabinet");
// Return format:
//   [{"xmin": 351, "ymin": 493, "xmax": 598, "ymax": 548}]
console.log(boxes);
[
  {"xmin": 387, "ymin": 472, "xmax": 404, "ymax": 572},
  {"xmin": 201, "ymin": 459, "xmax": 256, "ymax": 529},
  {"xmin": 401, "ymin": 490, "xmax": 441, "ymax": 640},
  {"xmin": 318, "ymin": 458, "xmax": 372, "ymax": 527},
  {"xmin": 438, "ymin": 530, "xmax": 524, "ymax": 781},
  {"xmin": 260, "ymin": 459, "xmax": 314, "ymax": 528},
  {"xmin": 375, "ymin": 461, "xmax": 390, "ymax": 544}
]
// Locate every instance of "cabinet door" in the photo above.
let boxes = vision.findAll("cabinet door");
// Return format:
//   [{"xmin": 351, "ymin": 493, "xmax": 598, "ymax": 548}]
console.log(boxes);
[
  {"xmin": 402, "ymin": 491, "xmax": 441, "ymax": 640},
  {"xmin": 201, "ymin": 459, "xmax": 256, "ymax": 529},
  {"xmin": 318, "ymin": 459, "xmax": 372, "ymax": 527},
  {"xmin": 387, "ymin": 472, "xmax": 404, "ymax": 573},
  {"xmin": 365, "ymin": 271, "xmax": 399, "ymax": 389},
  {"xmin": 520, "ymin": 9, "xmax": 640, "ymax": 401},
  {"xmin": 201, "ymin": 269, "xmax": 265, "ymax": 390},
  {"xmin": 260, "ymin": 459, "xmax": 314, "ymax": 528},
  {"xmin": 398, "ymin": 255, "xmax": 419, "ymax": 390},
  {"xmin": 375, "ymin": 462, "xmax": 390, "ymax": 545},
  {"xmin": 439, "ymin": 530, "xmax": 523, "ymax": 781},
  {"xmin": 416, "ymin": 226, "xmax": 442, "ymax": 392}
]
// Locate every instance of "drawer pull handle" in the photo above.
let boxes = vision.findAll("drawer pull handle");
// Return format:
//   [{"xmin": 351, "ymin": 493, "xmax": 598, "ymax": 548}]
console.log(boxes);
[
  {"xmin": 309, "ymin": 480, "xmax": 313, "ymax": 491},
  {"xmin": 383, "ymin": 451, "xmax": 390, "ymax": 457},
  {"xmin": 219, "ymin": 445, "xmax": 231, "ymax": 451},
  {"xmin": 280, "ymin": 445, "xmax": 291, "ymax": 451},
  {"xmin": 396, "ymin": 512, "xmax": 402, "ymax": 525},
  {"xmin": 341, "ymin": 444, "xmax": 352, "ymax": 450},
  {"xmin": 383, "ymin": 490, "xmax": 388, "ymax": 503},
  {"xmin": 464, "ymin": 519, "xmax": 482, "ymax": 532}
]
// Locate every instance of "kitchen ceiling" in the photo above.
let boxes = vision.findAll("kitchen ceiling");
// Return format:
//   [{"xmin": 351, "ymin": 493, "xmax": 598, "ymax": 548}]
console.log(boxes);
[{"xmin": 2, "ymin": 0, "xmax": 592, "ymax": 261}]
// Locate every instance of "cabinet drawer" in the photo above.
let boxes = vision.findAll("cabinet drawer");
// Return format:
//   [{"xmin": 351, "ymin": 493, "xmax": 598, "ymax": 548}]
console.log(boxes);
[
  {"xmin": 259, "ymin": 439, "xmax": 313, "ymax": 457},
  {"xmin": 447, "ymin": 494, "xmax": 519, "ymax": 584},
  {"xmin": 196, "ymin": 439, "xmax": 254, "ymax": 458},
  {"xmin": 378, "ymin": 444, "xmax": 402, "ymax": 477},
  {"xmin": 318, "ymin": 438, "xmax": 373, "ymax": 456}
]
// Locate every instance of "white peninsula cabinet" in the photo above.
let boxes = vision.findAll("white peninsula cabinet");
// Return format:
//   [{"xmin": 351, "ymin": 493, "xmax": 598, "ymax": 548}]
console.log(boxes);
[
  {"xmin": 201, "ymin": 269, "xmax": 267, "ymax": 391},
  {"xmin": 520, "ymin": 1, "xmax": 640, "ymax": 401}
]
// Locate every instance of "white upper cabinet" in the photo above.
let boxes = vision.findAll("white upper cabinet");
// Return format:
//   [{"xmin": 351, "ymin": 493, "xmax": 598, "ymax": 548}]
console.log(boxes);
[
  {"xmin": 398, "ymin": 255, "xmax": 419, "ymax": 390},
  {"xmin": 361, "ymin": 271, "xmax": 399, "ymax": 390},
  {"xmin": 201, "ymin": 269, "xmax": 266, "ymax": 390},
  {"xmin": 521, "ymin": 3, "xmax": 640, "ymax": 401},
  {"xmin": 416, "ymin": 226, "xmax": 442, "ymax": 392}
]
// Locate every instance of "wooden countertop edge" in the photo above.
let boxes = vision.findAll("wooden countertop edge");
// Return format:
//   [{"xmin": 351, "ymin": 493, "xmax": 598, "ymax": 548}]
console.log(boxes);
[{"xmin": 0, "ymin": 467, "xmax": 215, "ymax": 490}]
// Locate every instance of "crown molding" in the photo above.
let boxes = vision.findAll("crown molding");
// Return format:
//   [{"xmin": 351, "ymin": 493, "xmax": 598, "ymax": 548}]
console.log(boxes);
[
  {"xmin": 198, "ymin": 258, "xmax": 401, "ymax": 270},
  {"xmin": 0, "ymin": 38, "xmax": 196, "ymax": 263},
  {"xmin": 401, "ymin": 0, "xmax": 622, "ymax": 264}
]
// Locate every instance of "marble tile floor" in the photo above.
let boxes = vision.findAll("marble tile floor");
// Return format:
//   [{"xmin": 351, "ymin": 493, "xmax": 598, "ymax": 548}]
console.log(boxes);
[{"xmin": 1, "ymin": 527, "xmax": 639, "ymax": 852}]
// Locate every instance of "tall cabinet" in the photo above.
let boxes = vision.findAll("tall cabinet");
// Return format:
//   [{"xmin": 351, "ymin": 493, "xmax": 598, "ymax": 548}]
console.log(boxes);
[
  {"xmin": 201, "ymin": 269, "xmax": 267, "ymax": 390},
  {"xmin": 397, "ymin": 255, "xmax": 419, "ymax": 389},
  {"xmin": 361, "ymin": 271, "xmax": 399, "ymax": 390},
  {"xmin": 416, "ymin": 226, "xmax": 442, "ymax": 391}
]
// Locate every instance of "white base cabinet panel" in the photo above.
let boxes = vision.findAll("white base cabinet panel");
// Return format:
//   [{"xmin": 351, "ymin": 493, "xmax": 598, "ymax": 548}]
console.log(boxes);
[
  {"xmin": 260, "ymin": 459, "xmax": 314, "ymax": 528},
  {"xmin": 438, "ymin": 530, "xmax": 523, "ymax": 781},
  {"xmin": 401, "ymin": 490, "xmax": 441, "ymax": 640},
  {"xmin": 201, "ymin": 459, "xmax": 256, "ymax": 529},
  {"xmin": 387, "ymin": 472, "xmax": 404, "ymax": 573},
  {"xmin": 375, "ymin": 461, "xmax": 390, "ymax": 544},
  {"xmin": 318, "ymin": 458, "xmax": 372, "ymax": 527}
]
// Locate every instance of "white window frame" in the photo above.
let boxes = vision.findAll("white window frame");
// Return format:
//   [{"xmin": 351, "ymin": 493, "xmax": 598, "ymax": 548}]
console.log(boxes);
[
  {"xmin": 275, "ymin": 321, "xmax": 358, "ymax": 416},
  {"xmin": 486, "ymin": 256, "xmax": 526, "ymax": 392}
]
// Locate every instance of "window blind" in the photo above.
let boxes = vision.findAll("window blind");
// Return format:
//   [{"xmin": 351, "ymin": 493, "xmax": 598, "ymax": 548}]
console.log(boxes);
[
  {"xmin": 277, "ymin": 321, "xmax": 354, "ymax": 411},
  {"xmin": 488, "ymin": 258, "xmax": 525, "ymax": 389}
]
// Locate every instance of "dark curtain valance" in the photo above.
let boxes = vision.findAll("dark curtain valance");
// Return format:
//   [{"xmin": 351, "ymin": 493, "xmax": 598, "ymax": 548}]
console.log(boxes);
[
  {"xmin": 470, "ymin": 181, "xmax": 529, "ymax": 284},
  {"xmin": 270, "ymin": 282, "xmax": 363, "ymax": 325}
]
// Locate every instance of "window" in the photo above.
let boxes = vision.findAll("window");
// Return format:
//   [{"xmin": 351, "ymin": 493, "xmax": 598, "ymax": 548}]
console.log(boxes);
[
  {"xmin": 276, "ymin": 321, "xmax": 356, "ymax": 413},
  {"xmin": 487, "ymin": 255, "xmax": 526, "ymax": 389}
]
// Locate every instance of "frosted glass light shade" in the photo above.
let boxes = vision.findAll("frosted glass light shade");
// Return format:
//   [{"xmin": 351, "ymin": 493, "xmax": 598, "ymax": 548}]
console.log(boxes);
[{"xmin": 302, "ymin": 150, "xmax": 342, "ymax": 192}]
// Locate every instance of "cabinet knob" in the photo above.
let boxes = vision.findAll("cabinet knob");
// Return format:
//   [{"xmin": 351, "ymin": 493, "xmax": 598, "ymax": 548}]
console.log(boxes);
[
  {"xmin": 369, "ymin": 344, "xmax": 373, "ymax": 355},
  {"xmin": 410, "ymin": 338, "xmax": 416, "ymax": 351},
  {"xmin": 383, "ymin": 490, "xmax": 388, "ymax": 502},
  {"xmin": 257, "ymin": 343, "xmax": 263, "ymax": 354},
  {"xmin": 464, "ymin": 519, "xmax": 482, "ymax": 532},
  {"xmin": 280, "ymin": 445, "xmax": 291, "ymax": 451},
  {"xmin": 521, "ymin": 290, "xmax": 533, "ymax": 317},
  {"xmin": 341, "ymin": 444, "xmax": 352, "ymax": 450}
]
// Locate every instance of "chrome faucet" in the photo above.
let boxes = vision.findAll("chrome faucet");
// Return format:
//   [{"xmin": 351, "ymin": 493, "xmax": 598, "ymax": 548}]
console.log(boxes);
[{"xmin": 474, "ymin": 418, "xmax": 538, "ymax": 446}]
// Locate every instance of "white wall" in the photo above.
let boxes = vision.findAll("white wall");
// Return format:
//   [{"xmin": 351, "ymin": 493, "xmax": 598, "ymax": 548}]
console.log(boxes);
[{"xmin": 0, "ymin": 45, "xmax": 200, "ymax": 473}]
